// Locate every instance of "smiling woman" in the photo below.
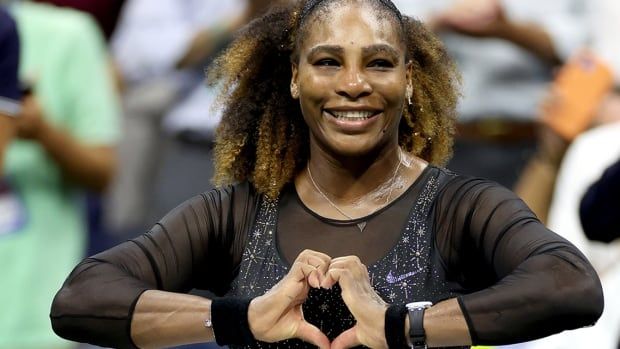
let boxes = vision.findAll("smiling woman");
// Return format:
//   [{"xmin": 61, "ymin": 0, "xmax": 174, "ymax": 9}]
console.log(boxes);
[{"xmin": 50, "ymin": 1, "xmax": 603, "ymax": 349}]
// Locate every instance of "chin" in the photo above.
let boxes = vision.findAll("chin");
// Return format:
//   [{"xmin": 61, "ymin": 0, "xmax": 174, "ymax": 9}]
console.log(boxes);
[{"xmin": 327, "ymin": 135, "xmax": 385, "ymax": 158}]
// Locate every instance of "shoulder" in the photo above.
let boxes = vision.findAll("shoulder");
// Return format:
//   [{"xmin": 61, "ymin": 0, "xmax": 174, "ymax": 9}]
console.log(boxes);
[
  {"xmin": 159, "ymin": 182, "xmax": 262, "ymax": 226},
  {"xmin": 432, "ymin": 166, "xmax": 526, "ymax": 213},
  {"xmin": 14, "ymin": 2, "xmax": 96, "ymax": 33},
  {"xmin": 14, "ymin": 2, "xmax": 102, "ymax": 51},
  {"xmin": 178, "ymin": 182, "xmax": 260, "ymax": 212}
]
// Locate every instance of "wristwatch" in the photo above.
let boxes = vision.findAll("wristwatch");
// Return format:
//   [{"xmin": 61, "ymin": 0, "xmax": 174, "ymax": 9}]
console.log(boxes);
[{"xmin": 406, "ymin": 301, "xmax": 433, "ymax": 349}]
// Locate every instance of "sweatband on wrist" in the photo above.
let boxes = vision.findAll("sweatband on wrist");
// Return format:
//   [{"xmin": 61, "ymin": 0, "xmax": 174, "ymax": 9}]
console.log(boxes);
[
  {"xmin": 211, "ymin": 297, "xmax": 255, "ymax": 346},
  {"xmin": 385, "ymin": 303, "xmax": 409, "ymax": 349}
]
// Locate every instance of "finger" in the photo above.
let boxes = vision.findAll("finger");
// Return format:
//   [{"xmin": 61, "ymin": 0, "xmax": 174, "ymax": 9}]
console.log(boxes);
[
  {"xmin": 328, "ymin": 257, "xmax": 369, "ymax": 281},
  {"xmin": 330, "ymin": 327, "xmax": 360, "ymax": 349},
  {"xmin": 306, "ymin": 255, "xmax": 329, "ymax": 285},
  {"xmin": 297, "ymin": 263, "xmax": 322, "ymax": 289},
  {"xmin": 320, "ymin": 271, "xmax": 337, "ymax": 289},
  {"xmin": 295, "ymin": 321, "xmax": 331, "ymax": 349},
  {"xmin": 295, "ymin": 249, "xmax": 332, "ymax": 266},
  {"xmin": 295, "ymin": 250, "xmax": 331, "ymax": 279},
  {"xmin": 324, "ymin": 268, "xmax": 352, "ymax": 290}
]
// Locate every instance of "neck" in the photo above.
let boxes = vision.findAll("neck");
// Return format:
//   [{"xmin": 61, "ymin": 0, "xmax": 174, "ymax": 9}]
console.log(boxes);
[{"xmin": 305, "ymin": 142, "xmax": 403, "ymax": 202}]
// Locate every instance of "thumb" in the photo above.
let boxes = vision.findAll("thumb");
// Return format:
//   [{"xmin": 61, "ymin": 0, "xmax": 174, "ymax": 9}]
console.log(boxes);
[
  {"xmin": 330, "ymin": 327, "xmax": 359, "ymax": 349},
  {"xmin": 295, "ymin": 321, "xmax": 331, "ymax": 349}
]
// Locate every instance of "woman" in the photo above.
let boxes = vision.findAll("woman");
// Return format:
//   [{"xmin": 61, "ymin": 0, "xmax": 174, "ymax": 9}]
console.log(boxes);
[{"xmin": 50, "ymin": 0, "xmax": 603, "ymax": 348}]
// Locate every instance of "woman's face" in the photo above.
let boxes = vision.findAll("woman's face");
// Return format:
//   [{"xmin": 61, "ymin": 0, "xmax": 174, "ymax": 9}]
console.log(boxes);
[{"xmin": 292, "ymin": 2, "xmax": 411, "ymax": 158}]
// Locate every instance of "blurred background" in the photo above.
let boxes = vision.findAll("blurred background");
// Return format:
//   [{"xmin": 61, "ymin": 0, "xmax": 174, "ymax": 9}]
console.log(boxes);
[{"xmin": 0, "ymin": 0, "xmax": 619, "ymax": 348}]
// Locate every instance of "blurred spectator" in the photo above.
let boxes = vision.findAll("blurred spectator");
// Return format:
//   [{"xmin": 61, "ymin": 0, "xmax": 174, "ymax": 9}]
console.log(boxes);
[
  {"xmin": 580, "ymin": 156, "xmax": 620, "ymax": 243},
  {"xmin": 0, "ymin": 2, "xmax": 120, "ymax": 348},
  {"xmin": 0, "ymin": 6, "xmax": 20, "ymax": 174},
  {"xmin": 32, "ymin": 0, "xmax": 125, "ymax": 40},
  {"xmin": 393, "ymin": 0, "xmax": 585, "ymax": 188},
  {"xmin": 516, "ymin": 0, "xmax": 620, "ymax": 346},
  {"xmin": 519, "ymin": 121, "xmax": 620, "ymax": 349},
  {"xmin": 104, "ymin": 0, "xmax": 275, "ymax": 237}
]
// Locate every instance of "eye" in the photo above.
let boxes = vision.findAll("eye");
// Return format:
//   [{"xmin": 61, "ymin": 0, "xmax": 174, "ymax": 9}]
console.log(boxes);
[
  {"xmin": 314, "ymin": 58, "xmax": 340, "ymax": 67},
  {"xmin": 368, "ymin": 59, "xmax": 395, "ymax": 69}
]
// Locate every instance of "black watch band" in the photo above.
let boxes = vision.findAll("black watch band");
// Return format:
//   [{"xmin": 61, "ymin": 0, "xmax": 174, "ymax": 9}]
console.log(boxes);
[{"xmin": 406, "ymin": 301, "xmax": 432, "ymax": 349}]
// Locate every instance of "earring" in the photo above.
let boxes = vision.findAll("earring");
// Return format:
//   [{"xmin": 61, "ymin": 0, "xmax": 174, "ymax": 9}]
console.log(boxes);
[
  {"xmin": 406, "ymin": 85, "xmax": 413, "ymax": 106},
  {"xmin": 291, "ymin": 84, "xmax": 299, "ymax": 99}
]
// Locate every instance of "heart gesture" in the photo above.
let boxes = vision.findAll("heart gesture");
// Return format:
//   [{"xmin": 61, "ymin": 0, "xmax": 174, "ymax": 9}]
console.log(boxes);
[
  {"xmin": 322, "ymin": 256, "xmax": 390, "ymax": 349},
  {"xmin": 247, "ymin": 250, "xmax": 332, "ymax": 349},
  {"xmin": 247, "ymin": 251, "xmax": 390, "ymax": 349}
]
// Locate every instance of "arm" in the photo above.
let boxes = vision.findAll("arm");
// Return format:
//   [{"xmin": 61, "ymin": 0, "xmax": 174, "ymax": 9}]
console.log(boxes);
[
  {"xmin": 131, "ymin": 291, "xmax": 215, "ymax": 349},
  {"xmin": 51, "ymin": 186, "xmax": 254, "ymax": 348},
  {"xmin": 579, "ymin": 157, "xmax": 620, "ymax": 243},
  {"xmin": 14, "ymin": 12, "xmax": 121, "ymax": 192},
  {"xmin": 0, "ymin": 116, "xmax": 15, "ymax": 174},
  {"xmin": 435, "ymin": 178, "xmax": 603, "ymax": 345},
  {"xmin": 430, "ymin": 0, "xmax": 560, "ymax": 64},
  {"xmin": 175, "ymin": 1, "xmax": 277, "ymax": 70},
  {"xmin": 323, "ymin": 257, "xmax": 471, "ymax": 349},
  {"xmin": 15, "ymin": 95, "xmax": 116, "ymax": 192}
]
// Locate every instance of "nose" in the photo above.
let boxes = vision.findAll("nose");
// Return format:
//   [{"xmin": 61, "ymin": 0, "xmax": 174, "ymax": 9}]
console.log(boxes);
[{"xmin": 336, "ymin": 68, "xmax": 372, "ymax": 100}]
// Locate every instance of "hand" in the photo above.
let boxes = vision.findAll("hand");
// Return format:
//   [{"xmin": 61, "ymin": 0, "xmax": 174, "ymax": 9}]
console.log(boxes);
[
  {"xmin": 433, "ymin": 0, "xmax": 509, "ymax": 38},
  {"xmin": 322, "ymin": 256, "xmax": 389, "ymax": 349},
  {"xmin": 594, "ymin": 92, "xmax": 620, "ymax": 125},
  {"xmin": 248, "ymin": 249, "xmax": 332, "ymax": 349},
  {"xmin": 16, "ymin": 95, "xmax": 47, "ymax": 140}
]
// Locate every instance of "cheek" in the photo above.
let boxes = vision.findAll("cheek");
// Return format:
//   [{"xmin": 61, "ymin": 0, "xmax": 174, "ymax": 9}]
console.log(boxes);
[{"xmin": 299, "ymin": 72, "xmax": 332, "ymax": 100}]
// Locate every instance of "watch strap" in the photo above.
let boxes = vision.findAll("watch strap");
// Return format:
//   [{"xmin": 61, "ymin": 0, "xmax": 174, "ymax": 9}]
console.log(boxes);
[
  {"xmin": 407, "ymin": 301, "xmax": 432, "ymax": 349},
  {"xmin": 409, "ymin": 306, "xmax": 426, "ymax": 348}
]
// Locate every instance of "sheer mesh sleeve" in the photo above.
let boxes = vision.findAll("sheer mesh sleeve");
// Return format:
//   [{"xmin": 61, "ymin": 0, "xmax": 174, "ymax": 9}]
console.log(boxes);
[
  {"xmin": 434, "ymin": 176, "xmax": 604, "ymax": 345},
  {"xmin": 50, "ymin": 183, "xmax": 258, "ymax": 349}
]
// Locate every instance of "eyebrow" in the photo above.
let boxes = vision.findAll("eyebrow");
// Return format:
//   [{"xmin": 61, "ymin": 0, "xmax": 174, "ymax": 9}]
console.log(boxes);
[
  {"xmin": 307, "ymin": 44, "xmax": 401, "ymax": 63},
  {"xmin": 362, "ymin": 44, "xmax": 401, "ymax": 63},
  {"xmin": 308, "ymin": 45, "xmax": 344, "ymax": 58}
]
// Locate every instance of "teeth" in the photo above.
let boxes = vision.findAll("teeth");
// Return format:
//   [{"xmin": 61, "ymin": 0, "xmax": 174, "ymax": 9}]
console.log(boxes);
[{"xmin": 329, "ymin": 110, "xmax": 376, "ymax": 120}]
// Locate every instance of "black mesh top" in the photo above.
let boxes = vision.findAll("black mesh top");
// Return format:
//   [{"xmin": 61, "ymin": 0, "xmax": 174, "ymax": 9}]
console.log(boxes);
[{"xmin": 50, "ymin": 166, "xmax": 603, "ymax": 349}]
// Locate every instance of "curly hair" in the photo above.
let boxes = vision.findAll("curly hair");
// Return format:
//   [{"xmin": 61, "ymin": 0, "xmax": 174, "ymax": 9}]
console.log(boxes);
[{"xmin": 207, "ymin": 0, "xmax": 460, "ymax": 199}]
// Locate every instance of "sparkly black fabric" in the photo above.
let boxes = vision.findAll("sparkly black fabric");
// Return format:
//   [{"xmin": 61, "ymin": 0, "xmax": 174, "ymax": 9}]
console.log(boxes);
[
  {"xmin": 228, "ymin": 170, "xmax": 462, "ymax": 348},
  {"xmin": 51, "ymin": 166, "xmax": 603, "ymax": 349}
]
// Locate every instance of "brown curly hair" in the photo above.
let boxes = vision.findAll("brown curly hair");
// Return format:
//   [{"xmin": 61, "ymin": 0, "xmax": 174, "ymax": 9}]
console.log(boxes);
[{"xmin": 207, "ymin": 0, "xmax": 460, "ymax": 199}]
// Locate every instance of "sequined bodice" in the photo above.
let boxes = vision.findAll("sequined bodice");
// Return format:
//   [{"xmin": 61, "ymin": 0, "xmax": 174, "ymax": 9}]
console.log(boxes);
[{"xmin": 228, "ymin": 172, "xmax": 462, "ymax": 348}]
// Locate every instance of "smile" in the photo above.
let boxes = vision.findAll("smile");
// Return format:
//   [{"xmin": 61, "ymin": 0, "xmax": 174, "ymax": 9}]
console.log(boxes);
[{"xmin": 325, "ymin": 109, "xmax": 381, "ymax": 121}]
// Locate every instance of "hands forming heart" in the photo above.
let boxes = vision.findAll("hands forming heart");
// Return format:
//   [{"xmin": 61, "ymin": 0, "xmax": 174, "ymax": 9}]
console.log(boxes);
[{"xmin": 247, "ymin": 250, "xmax": 390, "ymax": 349}]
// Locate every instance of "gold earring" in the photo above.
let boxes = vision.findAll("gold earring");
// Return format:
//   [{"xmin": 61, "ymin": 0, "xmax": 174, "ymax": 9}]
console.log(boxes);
[
  {"xmin": 291, "ymin": 84, "xmax": 299, "ymax": 99},
  {"xmin": 406, "ymin": 85, "xmax": 413, "ymax": 106}
]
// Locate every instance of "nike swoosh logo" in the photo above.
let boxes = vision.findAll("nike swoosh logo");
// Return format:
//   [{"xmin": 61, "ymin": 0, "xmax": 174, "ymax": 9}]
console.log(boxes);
[{"xmin": 386, "ymin": 269, "xmax": 422, "ymax": 284}]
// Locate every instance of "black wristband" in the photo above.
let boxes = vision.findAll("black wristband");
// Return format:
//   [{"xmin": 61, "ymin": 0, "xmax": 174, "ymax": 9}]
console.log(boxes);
[
  {"xmin": 385, "ymin": 304, "xmax": 409, "ymax": 349},
  {"xmin": 211, "ymin": 297, "xmax": 255, "ymax": 346}
]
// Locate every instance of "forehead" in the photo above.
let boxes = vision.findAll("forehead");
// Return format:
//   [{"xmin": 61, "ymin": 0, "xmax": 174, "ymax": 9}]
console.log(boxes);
[{"xmin": 300, "ymin": 2, "xmax": 404, "ymax": 53}]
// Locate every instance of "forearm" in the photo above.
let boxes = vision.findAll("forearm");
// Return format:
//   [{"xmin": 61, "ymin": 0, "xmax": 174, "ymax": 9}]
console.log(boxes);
[
  {"xmin": 35, "ymin": 121, "xmax": 116, "ymax": 192},
  {"xmin": 496, "ymin": 21, "xmax": 560, "ymax": 65},
  {"xmin": 176, "ymin": 15, "xmax": 244, "ymax": 70},
  {"xmin": 404, "ymin": 298, "xmax": 471, "ymax": 348},
  {"xmin": 0, "ymin": 115, "xmax": 16, "ymax": 174},
  {"xmin": 131, "ymin": 290, "xmax": 215, "ymax": 349}
]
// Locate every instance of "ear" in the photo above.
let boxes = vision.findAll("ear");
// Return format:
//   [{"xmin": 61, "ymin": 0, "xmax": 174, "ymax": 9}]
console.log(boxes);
[
  {"xmin": 405, "ymin": 60, "xmax": 413, "ymax": 88},
  {"xmin": 291, "ymin": 62, "xmax": 300, "ymax": 99}
]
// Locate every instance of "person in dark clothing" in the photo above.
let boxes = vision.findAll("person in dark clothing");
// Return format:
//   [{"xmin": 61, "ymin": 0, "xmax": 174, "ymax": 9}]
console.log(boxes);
[
  {"xmin": 580, "ymin": 156, "xmax": 620, "ymax": 243},
  {"xmin": 49, "ymin": 1, "xmax": 604, "ymax": 348},
  {"xmin": 0, "ymin": 6, "xmax": 21, "ymax": 174}
]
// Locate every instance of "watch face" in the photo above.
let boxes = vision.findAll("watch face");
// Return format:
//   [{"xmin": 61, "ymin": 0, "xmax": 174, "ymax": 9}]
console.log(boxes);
[{"xmin": 406, "ymin": 301, "xmax": 433, "ymax": 310}]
